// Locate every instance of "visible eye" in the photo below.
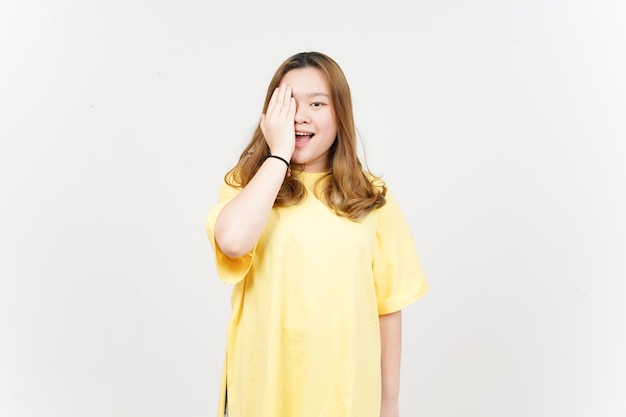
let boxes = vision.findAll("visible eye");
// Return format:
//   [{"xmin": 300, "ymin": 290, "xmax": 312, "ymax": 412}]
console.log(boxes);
[{"xmin": 311, "ymin": 102, "xmax": 325, "ymax": 108}]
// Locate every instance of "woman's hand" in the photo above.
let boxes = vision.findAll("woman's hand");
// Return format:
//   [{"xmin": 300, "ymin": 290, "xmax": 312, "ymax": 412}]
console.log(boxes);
[
  {"xmin": 380, "ymin": 398, "xmax": 399, "ymax": 417},
  {"xmin": 260, "ymin": 84, "xmax": 296, "ymax": 160}
]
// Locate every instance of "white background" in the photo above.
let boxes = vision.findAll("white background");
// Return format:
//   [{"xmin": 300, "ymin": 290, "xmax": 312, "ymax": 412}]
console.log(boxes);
[{"xmin": 1, "ymin": 1, "xmax": 625, "ymax": 416}]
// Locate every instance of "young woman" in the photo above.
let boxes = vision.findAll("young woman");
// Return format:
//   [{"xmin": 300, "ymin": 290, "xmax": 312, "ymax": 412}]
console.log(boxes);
[{"xmin": 205, "ymin": 51, "xmax": 429, "ymax": 417}]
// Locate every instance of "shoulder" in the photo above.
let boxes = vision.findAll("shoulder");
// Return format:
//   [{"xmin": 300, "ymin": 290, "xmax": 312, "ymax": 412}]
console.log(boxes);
[{"xmin": 218, "ymin": 171, "xmax": 243, "ymax": 202}]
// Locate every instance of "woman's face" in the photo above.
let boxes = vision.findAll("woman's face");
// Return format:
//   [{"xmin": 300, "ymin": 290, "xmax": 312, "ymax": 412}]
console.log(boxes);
[{"xmin": 281, "ymin": 67, "xmax": 338, "ymax": 172}]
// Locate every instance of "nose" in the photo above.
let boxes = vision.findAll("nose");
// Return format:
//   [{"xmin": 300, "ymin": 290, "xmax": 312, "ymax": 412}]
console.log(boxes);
[{"xmin": 294, "ymin": 103, "xmax": 309, "ymax": 123}]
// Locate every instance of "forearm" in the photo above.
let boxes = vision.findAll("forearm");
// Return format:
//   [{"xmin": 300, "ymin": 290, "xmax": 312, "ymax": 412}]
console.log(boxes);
[
  {"xmin": 380, "ymin": 310, "xmax": 402, "ymax": 411},
  {"xmin": 214, "ymin": 158, "xmax": 288, "ymax": 258}
]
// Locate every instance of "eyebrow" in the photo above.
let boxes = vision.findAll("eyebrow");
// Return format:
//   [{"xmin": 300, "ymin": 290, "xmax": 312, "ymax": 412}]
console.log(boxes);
[{"xmin": 294, "ymin": 92, "xmax": 329, "ymax": 99}]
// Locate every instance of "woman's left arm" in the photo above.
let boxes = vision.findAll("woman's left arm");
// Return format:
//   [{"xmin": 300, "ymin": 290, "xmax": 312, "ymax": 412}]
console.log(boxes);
[{"xmin": 379, "ymin": 310, "xmax": 402, "ymax": 417}]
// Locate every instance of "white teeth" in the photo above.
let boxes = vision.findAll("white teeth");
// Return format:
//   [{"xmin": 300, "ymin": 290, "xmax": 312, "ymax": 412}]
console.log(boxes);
[{"xmin": 295, "ymin": 132, "xmax": 313, "ymax": 136}]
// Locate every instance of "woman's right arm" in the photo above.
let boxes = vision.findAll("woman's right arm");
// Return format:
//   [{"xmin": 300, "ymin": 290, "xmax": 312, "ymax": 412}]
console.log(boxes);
[{"xmin": 214, "ymin": 85, "xmax": 295, "ymax": 258}]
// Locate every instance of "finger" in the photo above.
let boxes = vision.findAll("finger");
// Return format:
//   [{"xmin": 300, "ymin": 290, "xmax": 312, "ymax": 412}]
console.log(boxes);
[
  {"xmin": 287, "ymin": 97, "xmax": 296, "ymax": 121},
  {"xmin": 273, "ymin": 85, "xmax": 289, "ymax": 118},
  {"xmin": 260, "ymin": 113, "xmax": 266, "ymax": 132},
  {"xmin": 266, "ymin": 87, "xmax": 280, "ymax": 117},
  {"xmin": 278, "ymin": 85, "xmax": 292, "ymax": 118}
]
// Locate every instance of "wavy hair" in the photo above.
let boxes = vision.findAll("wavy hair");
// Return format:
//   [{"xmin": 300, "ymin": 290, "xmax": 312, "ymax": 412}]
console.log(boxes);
[{"xmin": 225, "ymin": 51, "xmax": 386, "ymax": 220}]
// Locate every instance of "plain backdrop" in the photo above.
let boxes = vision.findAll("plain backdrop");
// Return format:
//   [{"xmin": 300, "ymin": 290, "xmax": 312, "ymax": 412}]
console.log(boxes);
[{"xmin": 1, "ymin": 1, "xmax": 625, "ymax": 416}]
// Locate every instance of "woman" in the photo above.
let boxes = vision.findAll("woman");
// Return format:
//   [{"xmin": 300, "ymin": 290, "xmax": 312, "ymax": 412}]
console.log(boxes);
[{"xmin": 206, "ymin": 51, "xmax": 429, "ymax": 417}]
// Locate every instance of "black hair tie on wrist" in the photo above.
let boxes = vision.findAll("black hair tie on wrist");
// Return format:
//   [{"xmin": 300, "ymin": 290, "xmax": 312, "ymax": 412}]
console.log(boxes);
[{"xmin": 263, "ymin": 154, "xmax": 291, "ymax": 177}]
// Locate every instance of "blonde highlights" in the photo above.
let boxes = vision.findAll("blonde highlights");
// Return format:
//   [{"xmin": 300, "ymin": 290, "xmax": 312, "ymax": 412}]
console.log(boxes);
[{"xmin": 226, "ymin": 52, "xmax": 386, "ymax": 220}]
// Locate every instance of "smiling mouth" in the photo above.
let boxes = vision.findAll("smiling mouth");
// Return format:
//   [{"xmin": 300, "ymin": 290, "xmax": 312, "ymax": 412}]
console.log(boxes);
[
  {"xmin": 295, "ymin": 132, "xmax": 314, "ymax": 139},
  {"xmin": 295, "ymin": 132, "xmax": 314, "ymax": 145}
]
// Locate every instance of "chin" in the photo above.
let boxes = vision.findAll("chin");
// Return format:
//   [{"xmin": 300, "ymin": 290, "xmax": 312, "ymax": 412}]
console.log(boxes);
[{"xmin": 290, "ymin": 151, "xmax": 309, "ymax": 166}]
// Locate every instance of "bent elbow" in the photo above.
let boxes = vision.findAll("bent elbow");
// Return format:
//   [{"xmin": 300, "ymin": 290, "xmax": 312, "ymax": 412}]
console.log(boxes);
[
  {"xmin": 214, "ymin": 213, "xmax": 255, "ymax": 258},
  {"xmin": 215, "ymin": 234, "xmax": 251, "ymax": 259}
]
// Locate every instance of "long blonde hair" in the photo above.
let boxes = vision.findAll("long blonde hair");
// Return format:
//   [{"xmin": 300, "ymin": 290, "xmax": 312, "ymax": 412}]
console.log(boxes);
[{"xmin": 226, "ymin": 52, "xmax": 386, "ymax": 220}]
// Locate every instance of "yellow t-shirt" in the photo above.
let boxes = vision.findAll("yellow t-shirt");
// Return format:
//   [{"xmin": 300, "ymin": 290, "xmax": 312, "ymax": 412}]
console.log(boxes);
[{"xmin": 205, "ymin": 171, "xmax": 429, "ymax": 417}]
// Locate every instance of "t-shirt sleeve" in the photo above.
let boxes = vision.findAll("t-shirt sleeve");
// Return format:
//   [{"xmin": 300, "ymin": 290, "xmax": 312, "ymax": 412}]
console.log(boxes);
[
  {"xmin": 373, "ymin": 188, "xmax": 429, "ymax": 315},
  {"xmin": 205, "ymin": 180, "xmax": 255, "ymax": 285}
]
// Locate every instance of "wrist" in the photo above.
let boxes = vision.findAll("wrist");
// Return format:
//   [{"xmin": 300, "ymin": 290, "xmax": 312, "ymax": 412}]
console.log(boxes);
[
  {"xmin": 380, "ymin": 397, "xmax": 399, "ymax": 417},
  {"xmin": 268, "ymin": 146, "xmax": 293, "ymax": 161},
  {"xmin": 263, "ymin": 154, "xmax": 291, "ymax": 176},
  {"xmin": 381, "ymin": 391, "xmax": 399, "ymax": 403}
]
